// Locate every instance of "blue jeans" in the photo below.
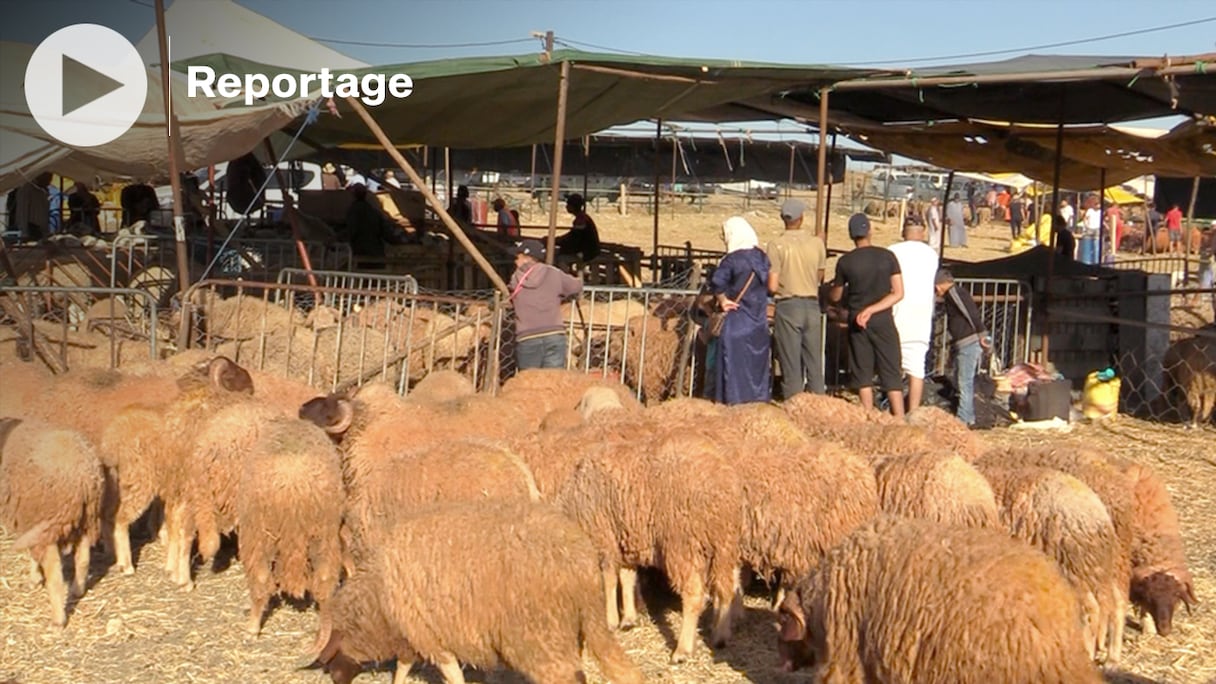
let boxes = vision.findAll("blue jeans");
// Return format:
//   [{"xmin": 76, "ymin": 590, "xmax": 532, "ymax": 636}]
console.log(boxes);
[
  {"xmin": 955, "ymin": 341, "xmax": 983, "ymax": 426},
  {"xmin": 773, "ymin": 298, "xmax": 825, "ymax": 398},
  {"xmin": 516, "ymin": 334, "xmax": 567, "ymax": 370}
]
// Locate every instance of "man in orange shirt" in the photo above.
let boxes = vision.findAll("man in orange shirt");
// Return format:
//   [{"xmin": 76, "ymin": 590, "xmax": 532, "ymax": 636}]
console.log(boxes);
[{"xmin": 1165, "ymin": 204, "xmax": 1184, "ymax": 254}]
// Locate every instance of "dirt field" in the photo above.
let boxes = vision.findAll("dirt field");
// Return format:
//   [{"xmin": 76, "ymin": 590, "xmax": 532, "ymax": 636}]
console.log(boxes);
[{"xmin": 1, "ymin": 413, "xmax": 1213, "ymax": 684}]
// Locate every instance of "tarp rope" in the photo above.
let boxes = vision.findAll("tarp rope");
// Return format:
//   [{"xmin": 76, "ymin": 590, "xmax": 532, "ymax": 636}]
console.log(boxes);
[{"xmin": 196, "ymin": 98, "xmax": 323, "ymax": 283}]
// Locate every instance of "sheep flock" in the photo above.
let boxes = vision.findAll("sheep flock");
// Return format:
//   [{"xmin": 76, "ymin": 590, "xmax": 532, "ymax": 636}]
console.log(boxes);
[{"xmin": 0, "ymin": 356, "xmax": 1211, "ymax": 684}]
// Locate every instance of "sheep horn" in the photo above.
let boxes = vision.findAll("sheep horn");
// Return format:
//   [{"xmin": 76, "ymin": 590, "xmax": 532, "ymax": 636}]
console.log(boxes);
[
  {"xmin": 327, "ymin": 399, "xmax": 355, "ymax": 435},
  {"xmin": 298, "ymin": 611, "xmax": 334, "ymax": 667},
  {"xmin": 208, "ymin": 356, "xmax": 231, "ymax": 388}
]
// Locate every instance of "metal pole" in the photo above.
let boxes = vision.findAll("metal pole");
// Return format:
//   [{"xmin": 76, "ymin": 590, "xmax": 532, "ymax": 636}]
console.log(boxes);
[
  {"xmin": 651, "ymin": 119, "xmax": 662, "ymax": 280},
  {"xmin": 815, "ymin": 87, "xmax": 830, "ymax": 235},
  {"xmin": 545, "ymin": 59, "xmax": 571, "ymax": 265},
  {"xmin": 937, "ymin": 170, "xmax": 955, "ymax": 262},
  {"xmin": 1097, "ymin": 168, "xmax": 1107, "ymax": 264},
  {"xmin": 1184, "ymin": 176, "xmax": 1200, "ymax": 283},
  {"xmin": 154, "ymin": 0, "xmax": 194, "ymax": 350},
  {"xmin": 829, "ymin": 58, "xmax": 1216, "ymax": 90},
  {"xmin": 582, "ymin": 136, "xmax": 589, "ymax": 200},
  {"xmin": 530, "ymin": 144, "xmax": 537, "ymax": 199},
  {"xmin": 1043, "ymin": 119, "xmax": 1065, "ymax": 363},
  {"xmin": 344, "ymin": 98, "xmax": 510, "ymax": 296},
  {"xmin": 444, "ymin": 147, "xmax": 452, "ymax": 210}
]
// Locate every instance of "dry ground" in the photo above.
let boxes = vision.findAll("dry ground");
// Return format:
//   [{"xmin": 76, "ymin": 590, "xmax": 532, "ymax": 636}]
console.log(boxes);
[{"xmin": 1, "ymin": 416, "xmax": 1213, "ymax": 684}]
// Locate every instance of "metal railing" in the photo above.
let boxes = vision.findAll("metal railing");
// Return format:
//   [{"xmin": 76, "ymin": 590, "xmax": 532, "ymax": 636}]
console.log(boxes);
[
  {"xmin": 0, "ymin": 285, "xmax": 160, "ymax": 368},
  {"xmin": 109, "ymin": 235, "xmax": 353, "ymax": 289},
  {"xmin": 652, "ymin": 243, "xmax": 724, "ymax": 288},
  {"xmin": 181, "ymin": 279, "xmax": 495, "ymax": 395},
  {"xmin": 275, "ymin": 268, "xmax": 419, "ymax": 312}
]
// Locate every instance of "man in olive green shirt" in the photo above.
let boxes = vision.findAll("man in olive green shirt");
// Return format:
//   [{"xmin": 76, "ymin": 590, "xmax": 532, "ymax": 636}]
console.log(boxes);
[{"xmin": 766, "ymin": 198, "xmax": 828, "ymax": 398}]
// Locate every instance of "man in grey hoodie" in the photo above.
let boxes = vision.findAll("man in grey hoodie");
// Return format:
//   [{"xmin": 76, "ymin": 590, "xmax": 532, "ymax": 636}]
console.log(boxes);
[{"xmin": 508, "ymin": 239, "xmax": 584, "ymax": 370}]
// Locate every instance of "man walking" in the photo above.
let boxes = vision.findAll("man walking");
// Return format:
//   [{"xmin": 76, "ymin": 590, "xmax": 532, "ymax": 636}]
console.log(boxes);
[
  {"xmin": 888, "ymin": 221, "xmax": 939, "ymax": 411},
  {"xmin": 830, "ymin": 214, "xmax": 905, "ymax": 417},
  {"xmin": 946, "ymin": 193, "xmax": 967, "ymax": 248},
  {"xmin": 766, "ymin": 198, "xmax": 828, "ymax": 398},
  {"xmin": 934, "ymin": 268, "xmax": 990, "ymax": 427},
  {"xmin": 508, "ymin": 239, "xmax": 583, "ymax": 370}
]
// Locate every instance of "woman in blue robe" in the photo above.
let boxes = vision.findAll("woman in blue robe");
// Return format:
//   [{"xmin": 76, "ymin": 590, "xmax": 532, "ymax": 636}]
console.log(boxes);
[{"xmin": 708, "ymin": 216, "xmax": 772, "ymax": 405}]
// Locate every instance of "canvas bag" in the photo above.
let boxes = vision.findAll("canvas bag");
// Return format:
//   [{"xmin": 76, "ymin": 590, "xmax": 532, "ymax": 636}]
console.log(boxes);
[{"xmin": 704, "ymin": 272, "xmax": 755, "ymax": 339}]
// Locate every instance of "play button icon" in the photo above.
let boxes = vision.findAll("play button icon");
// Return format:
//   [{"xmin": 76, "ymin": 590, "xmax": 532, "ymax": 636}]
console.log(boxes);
[{"xmin": 24, "ymin": 23, "xmax": 149, "ymax": 148}]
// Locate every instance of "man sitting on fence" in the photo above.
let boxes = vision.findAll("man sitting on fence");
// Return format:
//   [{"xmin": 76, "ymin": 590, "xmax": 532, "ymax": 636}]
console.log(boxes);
[
  {"xmin": 509, "ymin": 239, "xmax": 583, "ymax": 370},
  {"xmin": 766, "ymin": 198, "xmax": 827, "ymax": 398},
  {"xmin": 555, "ymin": 193, "xmax": 601, "ymax": 269},
  {"xmin": 343, "ymin": 183, "xmax": 408, "ymax": 259}
]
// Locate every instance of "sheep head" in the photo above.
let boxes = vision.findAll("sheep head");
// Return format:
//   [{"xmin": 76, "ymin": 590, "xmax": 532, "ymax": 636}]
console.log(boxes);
[
  {"xmin": 299, "ymin": 394, "xmax": 355, "ymax": 440},
  {"xmin": 299, "ymin": 626, "xmax": 363, "ymax": 684},
  {"xmin": 774, "ymin": 589, "xmax": 816, "ymax": 672},
  {"xmin": 183, "ymin": 356, "xmax": 254, "ymax": 394},
  {"xmin": 1131, "ymin": 571, "xmax": 1197, "ymax": 636}
]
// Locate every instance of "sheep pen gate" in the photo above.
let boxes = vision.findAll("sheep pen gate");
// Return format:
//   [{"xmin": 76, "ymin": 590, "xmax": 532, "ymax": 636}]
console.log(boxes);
[
  {"xmin": 179, "ymin": 278, "xmax": 496, "ymax": 396},
  {"xmin": 926, "ymin": 278, "xmax": 1033, "ymax": 377},
  {"xmin": 0, "ymin": 285, "xmax": 160, "ymax": 371}
]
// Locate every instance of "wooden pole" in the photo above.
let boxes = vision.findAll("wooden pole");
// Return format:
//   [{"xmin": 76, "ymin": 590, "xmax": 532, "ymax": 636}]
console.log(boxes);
[
  {"xmin": 529, "ymin": 144, "xmax": 538, "ymax": 199},
  {"xmin": 1097, "ymin": 168, "xmax": 1107, "ymax": 264},
  {"xmin": 651, "ymin": 119, "xmax": 662, "ymax": 280},
  {"xmin": 545, "ymin": 59, "xmax": 571, "ymax": 265},
  {"xmin": 815, "ymin": 87, "xmax": 830, "ymax": 235},
  {"xmin": 670, "ymin": 135, "xmax": 678, "ymax": 196},
  {"xmin": 154, "ymin": 0, "xmax": 194, "ymax": 349},
  {"xmin": 823, "ymin": 132, "xmax": 838, "ymax": 242},
  {"xmin": 1184, "ymin": 176, "xmax": 1200, "ymax": 283},
  {"xmin": 444, "ymin": 147, "xmax": 452, "ymax": 210},
  {"xmin": 1043, "ymin": 120, "xmax": 1065, "ymax": 364},
  {"xmin": 262, "ymin": 139, "xmax": 318, "ymax": 288},
  {"xmin": 344, "ymin": 97, "xmax": 510, "ymax": 296},
  {"xmin": 786, "ymin": 144, "xmax": 795, "ymax": 200}
]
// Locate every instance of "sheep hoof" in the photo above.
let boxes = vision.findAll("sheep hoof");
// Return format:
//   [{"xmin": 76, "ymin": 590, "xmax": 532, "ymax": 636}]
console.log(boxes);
[
  {"xmin": 120, "ymin": 565, "xmax": 135, "ymax": 576},
  {"xmin": 619, "ymin": 618, "xmax": 636, "ymax": 631},
  {"xmin": 669, "ymin": 649, "xmax": 692, "ymax": 664}
]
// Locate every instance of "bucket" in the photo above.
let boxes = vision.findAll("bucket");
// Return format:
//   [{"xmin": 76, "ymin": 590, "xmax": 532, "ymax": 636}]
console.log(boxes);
[
  {"xmin": 1078, "ymin": 236, "xmax": 1100, "ymax": 265},
  {"xmin": 1082, "ymin": 370, "xmax": 1120, "ymax": 420}
]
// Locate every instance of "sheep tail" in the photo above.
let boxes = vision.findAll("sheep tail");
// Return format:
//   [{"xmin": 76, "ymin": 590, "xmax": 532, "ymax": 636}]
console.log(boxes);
[
  {"xmin": 12, "ymin": 520, "xmax": 53, "ymax": 551},
  {"xmin": 582, "ymin": 610, "xmax": 643, "ymax": 684}
]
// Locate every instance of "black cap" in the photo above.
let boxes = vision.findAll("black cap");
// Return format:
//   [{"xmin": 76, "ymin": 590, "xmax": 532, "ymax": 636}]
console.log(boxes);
[
  {"xmin": 510, "ymin": 239, "xmax": 545, "ymax": 259},
  {"xmin": 847, "ymin": 213, "xmax": 871, "ymax": 239}
]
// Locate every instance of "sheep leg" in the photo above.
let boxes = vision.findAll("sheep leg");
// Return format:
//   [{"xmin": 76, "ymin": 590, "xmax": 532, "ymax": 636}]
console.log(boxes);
[
  {"xmin": 1109, "ymin": 592, "xmax": 1126, "ymax": 664},
  {"xmin": 26, "ymin": 553, "xmax": 43, "ymax": 588},
  {"xmin": 434, "ymin": 653, "xmax": 466, "ymax": 684},
  {"xmin": 390, "ymin": 657, "xmax": 416, "ymax": 684},
  {"xmin": 39, "ymin": 546, "xmax": 68, "ymax": 627},
  {"xmin": 709, "ymin": 584, "xmax": 737, "ymax": 648},
  {"xmin": 113, "ymin": 521, "xmax": 135, "ymax": 575},
  {"xmin": 671, "ymin": 573, "xmax": 706, "ymax": 663},
  {"xmin": 71, "ymin": 536, "xmax": 91, "ymax": 599},
  {"xmin": 601, "ymin": 565, "xmax": 621, "ymax": 630},
  {"xmin": 246, "ymin": 586, "xmax": 269, "ymax": 637},
  {"xmin": 618, "ymin": 567, "xmax": 639, "ymax": 630},
  {"xmin": 772, "ymin": 586, "xmax": 786, "ymax": 612}
]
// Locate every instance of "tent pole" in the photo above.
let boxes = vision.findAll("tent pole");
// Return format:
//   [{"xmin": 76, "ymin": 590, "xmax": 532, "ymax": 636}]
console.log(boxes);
[
  {"xmin": 786, "ymin": 145, "xmax": 795, "ymax": 200},
  {"xmin": 652, "ymin": 119, "xmax": 662, "ymax": 281},
  {"xmin": 444, "ymin": 147, "xmax": 452, "ymax": 208},
  {"xmin": 206, "ymin": 164, "xmax": 216, "ymax": 268},
  {"xmin": 1043, "ymin": 119, "xmax": 1065, "ymax": 365},
  {"xmin": 154, "ymin": 0, "xmax": 194, "ymax": 351},
  {"xmin": 529, "ymin": 144, "xmax": 538, "ymax": 201},
  {"xmin": 344, "ymin": 98, "xmax": 510, "ymax": 296},
  {"xmin": 829, "ymin": 59, "xmax": 1215, "ymax": 90},
  {"xmin": 1097, "ymin": 168, "xmax": 1107, "ymax": 264},
  {"xmin": 937, "ymin": 170, "xmax": 954, "ymax": 262},
  {"xmin": 262, "ymin": 139, "xmax": 318, "ymax": 288},
  {"xmin": 582, "ymin": 136, "xmax": 589, "ymax": 200},
  {"xmin": 815, "ymin": 87, "xmax": 830, "ymax": 236},
  {"xmin": 823, "ymin": 132, "xmax": 838, "ymax": 244},
  {"xmin": 1184, "ymin": 176, "xmax": 1200, "ymax": 284},
  {"xmin": 545, "ymin": 59, "xmax": 571, "ymax": 266}
]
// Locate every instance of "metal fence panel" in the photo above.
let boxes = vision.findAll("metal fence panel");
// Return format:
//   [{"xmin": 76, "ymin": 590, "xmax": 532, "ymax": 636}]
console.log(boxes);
[
  {"xmin": 109, "ymin": 235, "xmax": 353, "ymax": 290},
  {"xmin": 928, "ymin": 278, "xmax": 1032, "ymax": 377},
  {"xmin": 0, "ymin": 285, "xmax": 160, "ymax": 368}
]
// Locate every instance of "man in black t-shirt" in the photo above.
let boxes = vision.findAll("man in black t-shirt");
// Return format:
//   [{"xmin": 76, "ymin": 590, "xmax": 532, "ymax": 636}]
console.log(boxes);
[{"xmin": 829, "ymin": 213, "xmax": 906, "ymax": 417}]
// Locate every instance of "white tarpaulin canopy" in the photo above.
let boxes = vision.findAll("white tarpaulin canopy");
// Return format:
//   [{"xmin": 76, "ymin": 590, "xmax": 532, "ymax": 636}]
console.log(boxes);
[{"xmin": 0, "ymin": 40, "xmax": 311, "ymax": 194}]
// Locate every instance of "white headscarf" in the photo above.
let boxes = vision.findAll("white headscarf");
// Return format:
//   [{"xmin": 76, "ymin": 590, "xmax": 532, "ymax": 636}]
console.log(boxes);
[{"xmin": 722, "ymin": 216, "xmax": 759, "ymax": 253}]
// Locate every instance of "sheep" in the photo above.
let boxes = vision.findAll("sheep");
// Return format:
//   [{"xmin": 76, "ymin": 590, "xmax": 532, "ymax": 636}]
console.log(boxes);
[
  {"xmin": 732, "ymin": 434, "xmax": 879, "ymax": 600},
  {"xmin": 781, "ymin": 392, "xmax": 898, "ymax": 443},
  {"xmin": 577, "ymin": 385, "xmax": 625, "ymax": 421},
  {"xmin": 977, "ymin": 447, "xmax": 1135, "ymax": 646},
  {"xmin": 978, "ymin": 464, "xmax": 1123, "ymax": 662},
  {"xmin": 98, "ymin": 356, "xmax": 254, "ymax": 584},
  {"xmin": 643, "ymin": 397, "xmax": 726, "ymax": 422},
  {"xmin": 237, "ymin": 414, "xmax": 344, "ymax": 636},
  {"xmin": 539, "ymin": 407, "xmax": 585, "ymax": 432},
  {"xmin": 873, "ymin": 452, "xmax": 1000, "ymax": 529},
  {"xmin": 498, "ymin": 368, "xmax": 642, "ymax": 426},
  {"xmin": 0, "ymin": 417, "xmax": 104, "ymax": 626},
  {"xmin": 304, "ymin": 500, "xmax": 643, "ymax": 684},
  {"xmin": 1113, "ymin": 458, "xmax": 1197, "ymax": 637},
  {"xmin": 557, "ymin": 429, "xmax": 743, "ymax": 663},
  {"xmin": 405, "ymin": 369, "xmax": 475, "ymax": 405},
  {"xmin": 607, "ymin": 314, "xmax": 686, "ymax": 403},
  {"xmin": 906, "ymin": 405, "xmax": 986, "ymax": 461},
  {"xmin": 776, "ymin": 516, "xmax": 1103, "ymax": 683},
  {"xmin": 1163, "ymin": 334, "xmax": 1216, "ymax": 428}
]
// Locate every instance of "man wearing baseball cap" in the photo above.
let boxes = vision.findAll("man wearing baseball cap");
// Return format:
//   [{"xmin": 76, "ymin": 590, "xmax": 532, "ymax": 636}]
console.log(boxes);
[
  {"xmin": 508, "ymin": 239, "xmax": 583, "ymax": 370},
  {"xmin": 829, "ymin": 213, "xmax": 906, "ymax": 417},
  {"xmin": 765, "ymin": 198, "xmax": 828, "ymax": 398}
]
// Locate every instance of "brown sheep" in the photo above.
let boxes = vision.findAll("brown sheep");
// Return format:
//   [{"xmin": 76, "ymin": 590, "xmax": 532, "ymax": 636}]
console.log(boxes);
[
  {"xmin": 237, "ymin": 415, "xmax": 344, "ymax": 635},
  {"xmin": 777, "ymin": 516, "xmax": 1102, "ymax": 683},
  {"xmin": 98, "ymin": 356, "xmax": 254, "ymax": 584},
  {"xmin": 979, "ymin": 464, "xmax": 1123, "ymax": 662},
  {"xmin": 498, "ymin": 368, "xmax": 642, "ymax": 426},
  {"xmin": 644, "ymin": 397, "xmax": 726, "ymax": 422},
  {"xmin": 1163, "ymin": 334, "xmax": 1216, "ymax": 428},
  {"xmin": 539, "ymin": 407, "xmax": 584, "ymax": 432},
  {"xmin": 0, "ymin": 417, "xmax": 104, "ymax": 626},
  {"xmin": 781, "ymin": 392, "xmax": 899, "ymax": 443},
  {"xmin": 906, "ymin": 405, "xmax": 986, "ymax": 461},
  {"xmin": 557, "ymin": 429, "xmax": 743, "ymax": 663},
  {"xmin": 977, "ymin": 447, "xmax": 1135, "ymax": 646},
  {"xmin": 405, "ymin": 368, "xmax": 474, "ymax": 404},
  {"xmin": 1113, "ymin": 458, "xmax": 1197, "ymax": 637},
  {"xmin": 608, "ymin": 314, "xmax": 686, "ymax": 403},
  {"xmin": 305, "ymin": 501, "xmax": 643, "ymax": 684},
  {"xmin": 873, "ymin": 452, "xmax": 1000, "ymax": 529}
]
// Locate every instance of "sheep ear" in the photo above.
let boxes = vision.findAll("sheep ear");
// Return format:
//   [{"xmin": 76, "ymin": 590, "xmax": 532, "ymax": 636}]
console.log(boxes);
[{"xmin": 327, "ymin": 399, "xmax": 355, "ymax": 435}]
